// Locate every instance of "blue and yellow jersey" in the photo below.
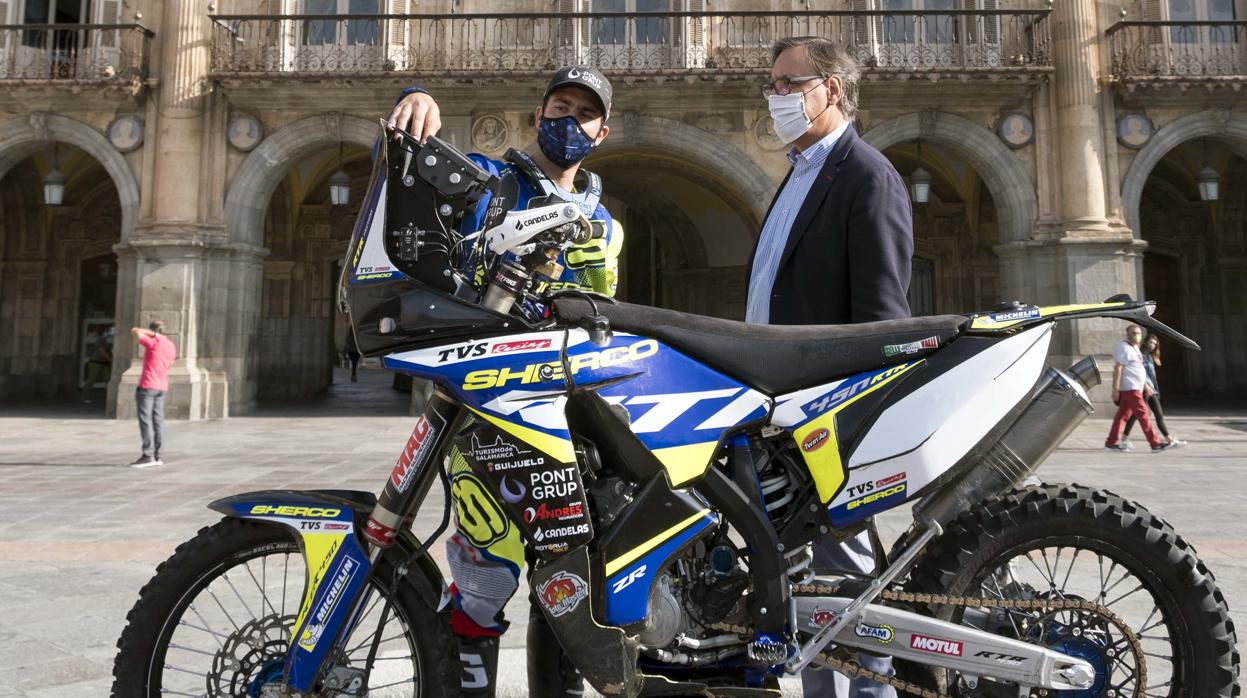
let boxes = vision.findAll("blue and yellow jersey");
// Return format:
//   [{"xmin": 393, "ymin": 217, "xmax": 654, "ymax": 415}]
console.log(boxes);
[{"xmin": 460, "ymin": 154, "xmax": 623, "ymax": 297}]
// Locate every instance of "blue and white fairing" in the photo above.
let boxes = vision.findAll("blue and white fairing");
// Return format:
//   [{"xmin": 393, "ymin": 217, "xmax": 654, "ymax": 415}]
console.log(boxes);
[{"xmin": 384, "ymin": 330, "xmax": 771, "ymax": 487}]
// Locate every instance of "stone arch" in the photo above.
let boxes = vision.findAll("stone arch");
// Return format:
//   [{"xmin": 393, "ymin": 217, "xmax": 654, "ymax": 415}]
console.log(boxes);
[
  {"xmin": 225, "ymin": 113, "xmax": 380, "ymax": 248},
  {"xmin": 1120, "ymin": 109, "xmax": 1247, "ymax": 235},
  {"xmin": 0, "ymin": 114, "xmax": 140, "ymax": 242},
  {"xmin": 861, "ymin": 111, "xmax": 1038, "ymax": 245},
  {"xmin": 592, "ymin": 114, "xmax": 777, "ymax": 227}
]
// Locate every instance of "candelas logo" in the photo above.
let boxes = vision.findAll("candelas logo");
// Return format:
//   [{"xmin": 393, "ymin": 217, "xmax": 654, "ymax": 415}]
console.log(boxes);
[
  {"xmin": 802, "ymin": 428, "xmax": 831, "ymax": 452},
  {"xmin": 539, "ymin": 571, "xmax": 588, "ymax": 617},
  {"xmin": 463, "ymin": 339, "xmax": 659, "ymax": 390}
]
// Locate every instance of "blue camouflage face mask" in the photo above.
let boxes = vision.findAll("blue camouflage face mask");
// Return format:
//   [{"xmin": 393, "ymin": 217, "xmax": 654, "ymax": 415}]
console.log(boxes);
[{"xmin": 538, "ymin": 115, "xmax": 597, "ymax": 167}]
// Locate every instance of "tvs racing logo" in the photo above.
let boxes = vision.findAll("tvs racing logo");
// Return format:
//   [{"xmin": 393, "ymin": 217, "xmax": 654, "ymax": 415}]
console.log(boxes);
[{"xmin": 492, "ymin": 339, "xmax": 551, "ymax": 354}]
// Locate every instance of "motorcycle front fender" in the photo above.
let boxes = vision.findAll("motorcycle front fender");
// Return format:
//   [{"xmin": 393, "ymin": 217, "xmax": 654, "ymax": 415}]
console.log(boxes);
[{"xmin": 208, "ymin": 489, "xmax": 448, "ymax": 692}]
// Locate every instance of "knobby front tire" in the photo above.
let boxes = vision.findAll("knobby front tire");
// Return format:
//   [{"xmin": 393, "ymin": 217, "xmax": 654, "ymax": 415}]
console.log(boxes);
[{"xmin": 110, "ymin": 517, "xmax": 457, "ymax": 698}]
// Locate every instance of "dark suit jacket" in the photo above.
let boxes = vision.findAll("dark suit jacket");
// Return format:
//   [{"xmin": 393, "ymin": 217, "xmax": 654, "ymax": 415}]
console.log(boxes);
[{"xmin": 747, "ymin": 125, "xmax": 914, "ymax": 325}]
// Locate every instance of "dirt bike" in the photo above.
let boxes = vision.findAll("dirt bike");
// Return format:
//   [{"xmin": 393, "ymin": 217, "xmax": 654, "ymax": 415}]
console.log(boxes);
[{"xmin": 111, "ymin": 125, "xmax": 1239, "ymax": 697}]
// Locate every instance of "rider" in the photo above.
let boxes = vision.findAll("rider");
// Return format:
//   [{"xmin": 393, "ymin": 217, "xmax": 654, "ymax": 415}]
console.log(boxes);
[{"xmin": 388, "ymin": 67, "xmax": 622, "ymax": 698}]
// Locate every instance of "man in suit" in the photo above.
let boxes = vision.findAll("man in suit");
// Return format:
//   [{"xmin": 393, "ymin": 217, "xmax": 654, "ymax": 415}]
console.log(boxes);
[{"xmin": 746, "ymin": 36, "xmax": 914, "ymax": 697}]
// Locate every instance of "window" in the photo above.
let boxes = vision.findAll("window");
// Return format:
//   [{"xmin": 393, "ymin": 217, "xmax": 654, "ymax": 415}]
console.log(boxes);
[
  {"xmin": 590, "ymin": 0, "xmax": 671, "ymax": 47},
  {"xmin": 881, "ymin": 0, "xmax": 957, "ymax": 46},
  {"xmin": 1157, "ymin": 0, "xmax": 1236, "ymax": 43},
  {"xmin": 302, "ymin": 0, "xmax": 379, "ymax": 48}
]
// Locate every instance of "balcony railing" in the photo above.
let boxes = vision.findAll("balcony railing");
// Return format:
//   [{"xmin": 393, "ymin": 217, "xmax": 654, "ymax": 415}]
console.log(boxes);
[
  {"xmin": 1107, "ymin": 21, "xmax": 1247, "ymax": 81},
  {"xmin": 208, "ymin": 11, "xmax": 1052, "ymax": 79},
  {"xmin": 0, "ymin": 24, "xmax": 153, "ymax": 83}
]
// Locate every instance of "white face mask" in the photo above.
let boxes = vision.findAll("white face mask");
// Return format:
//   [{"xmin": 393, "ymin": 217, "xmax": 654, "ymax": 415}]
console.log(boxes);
[{"xmin": 767, "ymin": 91, "xmax": 812, "ymax": 145}]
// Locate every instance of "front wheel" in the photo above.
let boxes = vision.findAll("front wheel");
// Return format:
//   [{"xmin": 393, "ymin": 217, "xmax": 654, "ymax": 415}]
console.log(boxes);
[
  {"xmin": 111, "ymin": 518, "xmax": 456, "ymax": 698},
  {"xmin": 899, "ymin": 483, "xmax": 1239, "ymax": 697}
]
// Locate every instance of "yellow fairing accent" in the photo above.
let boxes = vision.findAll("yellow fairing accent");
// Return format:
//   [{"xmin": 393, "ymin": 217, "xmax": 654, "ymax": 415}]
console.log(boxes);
[
  {"xmin": 604, "ymin": 510, "xmax": 710, "ymax": 576},
  {"xmin": 969, "ymin": 302, "xmax": 1127, "ymax": 330},
  {"xmin": 468, "ymin": 407, "xmax": 576, "ymax": 462},
  {"xmin": 653, "ymin": 441, "xmax": 719, "ymax": 487},
  {"xmin": 796, "ymin": 362, "xmax": 922, "ymax": 504},
  {"xmin": 292, "ymin": 532, "xmax": 349, "ymax": 649}
]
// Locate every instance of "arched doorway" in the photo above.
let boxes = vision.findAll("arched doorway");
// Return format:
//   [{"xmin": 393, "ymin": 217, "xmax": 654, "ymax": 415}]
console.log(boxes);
[
  {"xmin": 882, "ymin": 140, "xmax": 1001, "ymax": 316},
  {"xmin": 258, "ymin": 145, "xmax": 373, "ymax": 401},
  {"xmin": 589, "ymin": 150, "xmax": 760, "ymax": 319},
  {"xmin": 0, "ymin": 145, "xmax": 123, "ymax": 406},
  {"xmin": 1136, "ymin": 137, "xmax": 1247, "ymax": 396}
]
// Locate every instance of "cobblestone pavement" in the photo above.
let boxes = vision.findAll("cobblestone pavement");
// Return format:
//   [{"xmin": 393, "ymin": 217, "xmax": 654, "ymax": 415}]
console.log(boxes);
[{"xmin": 1, "ymin": 368, "xmax": 1243, "ymax": 697}]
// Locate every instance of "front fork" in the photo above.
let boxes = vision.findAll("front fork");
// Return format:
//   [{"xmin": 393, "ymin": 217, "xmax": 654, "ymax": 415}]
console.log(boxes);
[{"xmin": 281, "ymin": 390, "xmax": 465, "ymax": 694}]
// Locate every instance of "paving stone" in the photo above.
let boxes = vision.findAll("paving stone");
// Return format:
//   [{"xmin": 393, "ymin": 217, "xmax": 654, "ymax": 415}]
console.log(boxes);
[{"xmin": 0, "ymin": 404, "xmax": 1242, "ymax": 697}]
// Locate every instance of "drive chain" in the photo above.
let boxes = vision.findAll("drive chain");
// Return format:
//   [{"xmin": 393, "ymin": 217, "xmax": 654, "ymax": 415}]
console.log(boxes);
[{"xmin": 709, "ymin": 585, "xmax": 1147, "ymax": 698}]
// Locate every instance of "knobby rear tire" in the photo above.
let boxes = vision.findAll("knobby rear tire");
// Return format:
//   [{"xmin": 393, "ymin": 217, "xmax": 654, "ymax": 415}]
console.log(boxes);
[
  {"xmin": 897, "ymin": 483, "xmax": 1239, "ymax": 697},
  {"xmin": 110, "ymin": 517, "xmax": 457, "ymax": 698}
]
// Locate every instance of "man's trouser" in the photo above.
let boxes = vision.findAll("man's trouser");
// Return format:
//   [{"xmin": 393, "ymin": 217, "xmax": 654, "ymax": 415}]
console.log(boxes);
[
  {"xmin": 446, "ymin": 448, "xmax": 583, "ymax": 698},
  {"xmin": 1124, "ymin": 393, "xmax": 1169, "ymax": 439},
  {"xmin": 1106, "ymin": 390, "xmax": 1162, "ymax": 449},
  {"xmin": 136, "ymin": 388, "xmax": 166, "ymax": 457},
  {"xmin": 801, "ymin": 530, "xmax": 898, "ymax": 698}
]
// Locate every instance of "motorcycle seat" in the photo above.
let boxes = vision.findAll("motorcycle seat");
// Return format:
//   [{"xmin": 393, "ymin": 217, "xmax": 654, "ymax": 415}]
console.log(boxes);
[{"xmin": 553, "ymin": 298, "xmax": 966, "ymax": 395}]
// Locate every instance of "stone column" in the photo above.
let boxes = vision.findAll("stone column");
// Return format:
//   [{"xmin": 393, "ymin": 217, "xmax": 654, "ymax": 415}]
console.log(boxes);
[
  {"xmin": 1007, "ymin": 0, "xmax": 1145, "ymax": 402},
  {"xmin": 112, "ymin": 0, "xmax": 230, "ymax": 419}
]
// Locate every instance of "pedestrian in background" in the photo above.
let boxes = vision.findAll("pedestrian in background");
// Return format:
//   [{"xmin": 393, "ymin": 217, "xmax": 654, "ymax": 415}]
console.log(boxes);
[
  {"xmin": 1106, "ymin": 325, "xmax": 1182, "ymax": 453},
  {"xmin": 1122, "ymin": 334, "xmax": 1186, "ymax": 449},
  {"xmin": 345, "ymin": 330, "xmax": 362, "ymax": 383},
  {"xmin": 130, "ymin": 320, "xmax": 176, "ymax": 468}
]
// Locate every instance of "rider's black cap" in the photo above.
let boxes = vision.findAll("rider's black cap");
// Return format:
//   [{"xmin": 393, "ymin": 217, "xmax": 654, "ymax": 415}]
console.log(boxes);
[{"xmin": 544, "ymin": 66, "xmax": 613, "ymax": 120}]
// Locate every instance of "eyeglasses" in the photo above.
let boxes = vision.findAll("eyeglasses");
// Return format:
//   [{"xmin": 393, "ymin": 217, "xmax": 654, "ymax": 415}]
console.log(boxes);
[{"xmin": 761, "ymin": 74, "xmax": 828, "ymax": 98}]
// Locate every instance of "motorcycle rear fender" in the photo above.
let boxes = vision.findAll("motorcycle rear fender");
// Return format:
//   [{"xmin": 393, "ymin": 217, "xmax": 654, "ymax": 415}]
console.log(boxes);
[
  {"xmin": 966, "ymin": 298, "xmax": 1200, "ymax": 350},
  {"xmin": 208, "ymin": 489, "xmax": 448, "ymax": 692}
]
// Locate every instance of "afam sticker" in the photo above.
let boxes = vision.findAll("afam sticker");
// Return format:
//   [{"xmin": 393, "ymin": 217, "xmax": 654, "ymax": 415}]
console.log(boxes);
[
  {"xmin": 538, "ymin": 571, "xmax": 588, "ymax": 617},
  {"xmin": 855, "ymin": 622, "xmax": 895, "ymax": 645}
]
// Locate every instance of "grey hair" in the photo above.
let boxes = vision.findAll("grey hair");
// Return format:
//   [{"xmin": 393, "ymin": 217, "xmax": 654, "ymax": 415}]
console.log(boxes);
[{"xmin": 771, "ymin": 36, "xmax": 861, "ymax": 120}]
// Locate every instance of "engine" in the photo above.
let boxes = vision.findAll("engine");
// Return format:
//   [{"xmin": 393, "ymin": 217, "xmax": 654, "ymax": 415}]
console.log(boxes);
[{"xmin": 586, "ymin": 434, "xmax": 812, "ymax": 665}]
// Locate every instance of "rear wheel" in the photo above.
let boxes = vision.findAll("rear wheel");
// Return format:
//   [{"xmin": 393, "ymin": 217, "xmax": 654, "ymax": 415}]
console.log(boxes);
[
  {"xmin": 898, "ymin": 484, "xmax": 1239, "ymax": 697},
  {"xmin": 111, "ymin": 517, "xmax": 456, "ymax": 697}
]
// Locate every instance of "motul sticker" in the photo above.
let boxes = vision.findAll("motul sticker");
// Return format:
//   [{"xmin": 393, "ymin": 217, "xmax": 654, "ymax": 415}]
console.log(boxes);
[
  {"xmin": 802, "ymin": 428, "xmax": 831, "ymax": 452},
  {"xmin": 538, "ymin": 571, "xmax": 588, "ymax": 617},
  {"xmin": 909, "ymin": 633, "xmax": 963, "ymax": 656}
]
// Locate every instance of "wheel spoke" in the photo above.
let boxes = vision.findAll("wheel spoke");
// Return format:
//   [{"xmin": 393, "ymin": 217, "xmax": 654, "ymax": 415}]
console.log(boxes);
[{"xmin": 145, "ymin": 540, "xmax": 422, "ymax": 697}]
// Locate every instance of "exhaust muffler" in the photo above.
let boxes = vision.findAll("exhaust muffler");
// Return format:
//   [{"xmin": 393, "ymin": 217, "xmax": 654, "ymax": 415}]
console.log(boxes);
[{"xmin": 915, "ymin": 357, "xmax": 1099, "ymax": 528}]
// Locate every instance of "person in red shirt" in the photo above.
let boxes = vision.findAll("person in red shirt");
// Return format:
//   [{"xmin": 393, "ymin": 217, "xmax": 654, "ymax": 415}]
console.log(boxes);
[{"xmin": 130, "ymin": 320, "xmax": 177, "ymax": 468}]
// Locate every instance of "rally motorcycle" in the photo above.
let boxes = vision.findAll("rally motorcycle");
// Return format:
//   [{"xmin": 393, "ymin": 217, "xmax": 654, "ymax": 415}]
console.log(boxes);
[{"xmin": 111, "ymin": 126, "xmax": 1239, "ymax": 698}]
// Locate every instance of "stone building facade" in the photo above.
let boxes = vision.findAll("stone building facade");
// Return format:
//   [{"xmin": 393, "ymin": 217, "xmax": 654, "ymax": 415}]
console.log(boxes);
[{"xmin": 0, "ymin": 0, "xmax": 1244, "ymax": 418}]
